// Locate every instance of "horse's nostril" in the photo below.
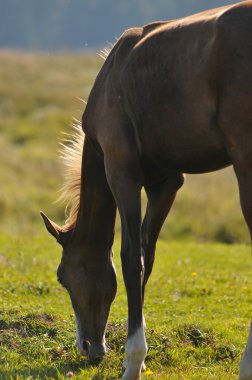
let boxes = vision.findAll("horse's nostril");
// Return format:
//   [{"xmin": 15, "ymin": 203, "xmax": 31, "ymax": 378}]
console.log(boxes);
[{"xmin": 82, "ymin": 340, "xmax": 91, "ymax": 356}]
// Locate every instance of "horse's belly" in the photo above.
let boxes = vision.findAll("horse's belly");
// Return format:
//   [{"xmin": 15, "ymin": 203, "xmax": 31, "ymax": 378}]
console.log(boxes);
[
  {"xmin": 141, "ymin": 116, "xmax": 231, "ymax": 180},
  {"xmin": 165, "ymin": 142, "xmax": 231, "ymax": 174}
]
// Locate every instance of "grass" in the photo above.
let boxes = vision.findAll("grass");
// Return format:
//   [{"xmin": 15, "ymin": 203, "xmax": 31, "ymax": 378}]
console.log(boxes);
[{"xmin": 0, "ymin": 234, "xmax": 251, "ymax": 379}]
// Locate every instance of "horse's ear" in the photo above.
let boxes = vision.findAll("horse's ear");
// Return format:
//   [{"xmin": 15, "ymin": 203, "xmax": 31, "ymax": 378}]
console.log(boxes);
[{"xmin": 40, "ymin": 211, "xmax": 62, "ymax": 243}]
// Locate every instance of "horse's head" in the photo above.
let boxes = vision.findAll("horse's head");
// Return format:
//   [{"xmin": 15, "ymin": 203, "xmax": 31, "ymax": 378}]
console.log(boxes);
[{"xmin": 40, "ymin": 212, "xmax": 117, "ymax": 359}]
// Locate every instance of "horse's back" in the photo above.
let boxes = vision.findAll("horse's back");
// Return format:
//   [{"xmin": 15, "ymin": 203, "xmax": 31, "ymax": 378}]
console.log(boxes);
[{"xmin": 84, "ymin": 1, "xmax": 252, "ymax": 182}]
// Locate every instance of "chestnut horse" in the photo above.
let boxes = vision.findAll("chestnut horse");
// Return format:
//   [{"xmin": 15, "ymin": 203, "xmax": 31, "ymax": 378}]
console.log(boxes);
[{"xmin": 41, "ymin": 1, "xmax": 252, "ymax": 379}]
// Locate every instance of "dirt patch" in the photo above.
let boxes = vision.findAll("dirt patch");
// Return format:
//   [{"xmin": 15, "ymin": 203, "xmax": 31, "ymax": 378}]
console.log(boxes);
[{"xmin": 0, "ymin": 313, "xmax": 57, "ymax": 339}]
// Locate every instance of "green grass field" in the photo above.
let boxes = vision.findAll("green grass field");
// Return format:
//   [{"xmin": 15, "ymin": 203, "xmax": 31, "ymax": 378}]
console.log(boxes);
[
  {"xmin": 0, "ymin": 51, "xmax": 252, "ymax": 379},
  {"xmin": 0, "ymin": 235, "xmax": 251, "ymax": 379}
]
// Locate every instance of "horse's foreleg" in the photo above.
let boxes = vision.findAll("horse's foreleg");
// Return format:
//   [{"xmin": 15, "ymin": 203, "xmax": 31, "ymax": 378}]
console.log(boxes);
[
  {"xmin": 105, "ymin": 156, "xmax": 147, "ymax": 380},
  {"xmin": 237, "ymin": 166, "xmax": 252, "ymax": 380},
  {"xmin": 142, "ymin": 173, "xmax": 184, "ymax": 300},
  {"xmin": 234, "ymin": 164, "xmax": 252, "ymax": 380},
  {"xmin": 218, "ymin": 75, "xmax": 252, "ymax": 379},
  {"xmin": 228, "ymin": 148, "xmax": 252, "ymax": 380},
  {"xmin": 240, "ymin": 322, "xmax": 252, "ymax": 380},
  {"xmin": 121, "ymin": 191, "xmax": 146, "ymax": 380}
]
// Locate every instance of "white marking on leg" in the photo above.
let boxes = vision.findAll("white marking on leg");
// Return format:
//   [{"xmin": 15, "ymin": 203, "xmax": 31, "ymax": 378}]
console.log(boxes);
[
  {"xmin": 239, "ymin": 321, "xmax": 252, "ymax": 380},
  {"xmin": 123, "ymin": 317, "xmax": 147, "ymax": 372},
  {"xmin": 122, "ymin": 322, "xmax": 148, "ymax": 380}
]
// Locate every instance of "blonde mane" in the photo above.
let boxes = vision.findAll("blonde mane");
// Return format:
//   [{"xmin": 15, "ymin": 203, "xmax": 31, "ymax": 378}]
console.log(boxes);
[
  {"xmin": 58, "ymin": 120, "xmax": 85, "ymax": 231},
  {"xmin": 58, "ymin": 42, "xmax": 113, "ymax": 230}
]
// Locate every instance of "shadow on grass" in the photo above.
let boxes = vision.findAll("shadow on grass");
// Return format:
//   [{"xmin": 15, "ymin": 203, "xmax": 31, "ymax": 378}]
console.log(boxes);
[{"xmin": 0, "ymin": 359, "xmax": 103, "ymax": 380}]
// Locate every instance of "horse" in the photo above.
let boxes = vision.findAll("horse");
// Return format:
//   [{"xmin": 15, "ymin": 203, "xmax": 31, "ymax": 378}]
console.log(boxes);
[{"xmin": 41, "ymin": 1, "xmax": 252, "ymax": 379}]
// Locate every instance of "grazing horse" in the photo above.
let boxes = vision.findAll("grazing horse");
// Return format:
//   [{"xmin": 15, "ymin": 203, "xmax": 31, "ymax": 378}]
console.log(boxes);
[{"xmin": 41, "ymin": 1, "xmax": 252, "ymax": 379}]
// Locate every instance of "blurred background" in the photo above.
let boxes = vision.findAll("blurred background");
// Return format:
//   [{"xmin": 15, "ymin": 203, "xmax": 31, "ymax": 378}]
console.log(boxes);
[
  {"xmin": 0, "ymin": 0, "xmax": 248, "ymax": 243},
  {"xmin": 0, "ymin": 0, "xmax": 245, "ymax": 51}
]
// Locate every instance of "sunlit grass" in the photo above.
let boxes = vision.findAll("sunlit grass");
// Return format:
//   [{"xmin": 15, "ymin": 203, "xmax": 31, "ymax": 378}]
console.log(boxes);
[{"xmin": 0, "ymin": 234, "xmax": 251, "ymax": 378}]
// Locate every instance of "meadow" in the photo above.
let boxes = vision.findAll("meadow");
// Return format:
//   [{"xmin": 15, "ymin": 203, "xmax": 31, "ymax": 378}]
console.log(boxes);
[
  {"xmin": 0, "ymin": 51, "xmax": 252, "ymax": 379},
  {"xmin": 1, "ymin": 236, "xmax": 251, "ymax": 379}
]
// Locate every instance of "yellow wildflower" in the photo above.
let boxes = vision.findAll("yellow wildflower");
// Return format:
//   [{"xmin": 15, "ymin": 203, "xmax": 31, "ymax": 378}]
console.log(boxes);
[{"xmin": 144, "ymin": 369, "xmax": 154, "ymax": 375}]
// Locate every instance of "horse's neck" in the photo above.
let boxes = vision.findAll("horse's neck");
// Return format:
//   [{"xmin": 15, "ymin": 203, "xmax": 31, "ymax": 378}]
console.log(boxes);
[{"xmin": 74, "ymin": 138, "xmax": 116, "ymax": 253}]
